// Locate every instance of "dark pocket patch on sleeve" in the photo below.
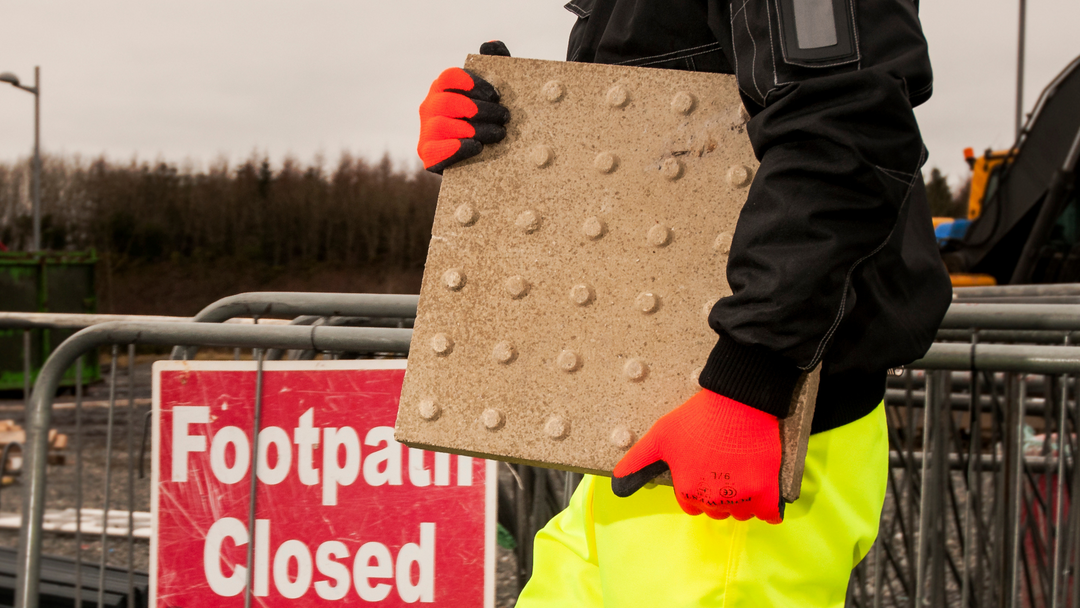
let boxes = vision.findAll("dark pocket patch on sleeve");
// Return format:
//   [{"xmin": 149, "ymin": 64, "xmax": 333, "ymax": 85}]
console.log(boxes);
[{"xmin": 776, "ymin": 0, "xmax": 858, "ymax": 65}]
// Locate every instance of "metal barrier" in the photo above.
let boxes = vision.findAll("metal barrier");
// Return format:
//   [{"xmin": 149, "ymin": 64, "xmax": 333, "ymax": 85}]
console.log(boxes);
[
  {"xmin": 11, "ymin": 291, "xmax": 1080, "ymax": 607},
  {"xmin": 954, "ymin": 283, "xmax": 1080, "ymax": 304},
  {"xmin": 14, "ymin": 320, "xmax": 410, "ymax": 608},
  {"xmin": 2, "ymin": 294, "xmax": 417, "ymax": 608},
  {"xmin": 168, "ymin": 292, "xmax": 418, "ymax": 360},
  {"xmin": 850, "ymin": 295, "xmax": 1080, "ymax": 608}
]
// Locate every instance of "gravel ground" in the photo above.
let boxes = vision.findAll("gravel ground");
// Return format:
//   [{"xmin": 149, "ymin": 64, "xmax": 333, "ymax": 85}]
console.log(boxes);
[
  {"xmin": 0, "ymin": 353, "xmax": 523, "ymax": 607},
  {"xmin": 845, "ymin": 466, "xmax": 1067, "ymax": 608}
]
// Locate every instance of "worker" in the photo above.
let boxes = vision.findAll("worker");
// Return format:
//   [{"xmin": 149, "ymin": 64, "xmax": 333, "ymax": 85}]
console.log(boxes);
[{"xmin": 417, "ymin": 0, "xmax": 951, "ymax": 603}]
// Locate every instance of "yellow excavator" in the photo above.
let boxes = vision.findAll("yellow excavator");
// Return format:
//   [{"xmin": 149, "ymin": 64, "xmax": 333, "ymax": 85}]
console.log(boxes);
[
  {"xmin": 936, "ymin": 54, "xmax": 1080, "ymax": 287},
  {"xmin": 935, "ymin": 148, "xmax": 1014, "ymax": 287}
]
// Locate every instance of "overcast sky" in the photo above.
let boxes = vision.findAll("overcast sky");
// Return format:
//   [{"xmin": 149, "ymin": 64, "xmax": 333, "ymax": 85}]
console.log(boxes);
[{"xmin": 1, "ymin": 1, "xmax": 1078, "ymax": 188}]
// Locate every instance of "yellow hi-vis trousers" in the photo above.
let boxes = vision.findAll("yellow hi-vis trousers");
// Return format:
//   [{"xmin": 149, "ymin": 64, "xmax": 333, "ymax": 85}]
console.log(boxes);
[{"xmin": 517, "ymin": 402, "xmax": 888, "ymax": 608}]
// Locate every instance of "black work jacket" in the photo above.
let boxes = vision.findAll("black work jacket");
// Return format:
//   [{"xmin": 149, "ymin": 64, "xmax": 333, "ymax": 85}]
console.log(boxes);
[{"xmin": 565, "ymin": 0, "xmax": 951, "ymax": 432}]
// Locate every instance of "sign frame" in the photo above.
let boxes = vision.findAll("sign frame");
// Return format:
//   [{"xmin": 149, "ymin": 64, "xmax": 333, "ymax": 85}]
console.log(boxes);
[{"xmin": 151, "ymin": 359, "xmax": 497, "ymax": 607}]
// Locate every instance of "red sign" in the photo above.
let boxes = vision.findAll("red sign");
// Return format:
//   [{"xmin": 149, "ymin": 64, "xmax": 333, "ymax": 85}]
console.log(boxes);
[{"xmin": 152, "ymin": 360, "xmax": 495, "ymax": 607}]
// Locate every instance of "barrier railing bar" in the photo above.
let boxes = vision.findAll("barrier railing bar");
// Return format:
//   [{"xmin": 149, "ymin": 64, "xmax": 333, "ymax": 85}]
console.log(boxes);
[
  {"xmin": 875, "ymin": 522, "xmax": 907, "ymax": 603},
  {"xmin": 243, "ymin": 349, "xmax": 265, "ymax": 608},
  {"xmin": 932, "ymin": 372, "xmax": 951, "ymax": 605},
  {"xmin": 1019, "ymin": 389, "xmax": 1056, "ymax": 604},
  {"xmin": 125, "ymin": 343, "xmax": 135, "ymax": 608},
  {"xmin": 0, "ymin": 312, "xmax": 289, "ymax": 330},
  {"xmin": 913, "ymin": 343, "xmax": 1080, "ymax": 374},
  {"xmin": 266, "ymin": 316, "xmax": 319, "ymax": 361},
  {"xmin": 23, "ymin": 331, "xmax": 31, "ymax": 412},
  {"xmin": 266, "ymin": 315, "xmax": 413, "ymax": 361},
  {"xmin": 1064, "ymin": 392, "xmax": 1078, "ymax": 608},
  {"xmin": 942, "ymin": 404, "xmax": 968, "ymax": 597},
  {"xmin": 976, "ymin": 366, "xmax": 988, "ymax": 608},
  {"xmin": 914, "ymin": 371, "xmax": 935, "ymax": 607},
  {"xmin": 942, "ymin": 304, "xmax": 1080, "ymax": 331},
  {"xmin": 1010, "ymin": 377, "xmax": 1027, "ymax": 608},
  {"xmin": 937, "ymin": 329, "xmax": 1080, "ymax": 344},
  {"xmin": 170, "ymin": 292, "xmax": 419, "ymax": 360},
  {"xmin": 17, "ymin": 300, "xmax": 1080, "ymax": 607},
  {"xmin": 1040, "ymin": 376, "xmax": 1057, "ymax": 602},
  {"xmin": 74, "ymin": 358, "xmax": 83, "ymax": 608},
  {"xmin": 880, "ymin": 419, "xmax": 914, "ymax": 601},
  {"xmin": 955, "ymin": 296, "xmax": 1080, "ymax": 305},
  {"xmin": 962, "ymin": 331, "xmax": 980, "ymax": 608},
  {"xmin": 991, "ymin": 371, "xmax": 1007, "ymax": 608},
  {"xmin": 872, "ymin": 536, "xmax": 883, "ymax": 608},
  {"xmin": 953, "ymin": 284, "xmax": 1080, "ymax": 298},
  {"xmin": 886, "ymin": 390, "xmax": 1055, "ymax": 417},
  {"xmin": 138, "ymin": 410, "xmax": 152, "ymax": 480},
  {"xmin": 889, "ymin": 372, "xmax": 1075, "ymax": 398},
  {"xmin": 185, "ymin": 292, "xmax": 419, "ymax": 324},
  {"xmin": 995, "ymin": 373, "xmax": 1015, "ymax": 608},
  {"xmin": 16, "ymin": 321, "xmax": 412, "ymax": 608},
  {"xmin": 1052, "ymin": 365, "xmax": 1069, "ymax": 608},
  {"xmin": 97, "ymin": 345, "xmax": 118, "ymax": 608},
  {"xmin": 1067, "ymin": 438, "xmax": 1075, "ymax": 608},
  {"xmin": 904, "ymin": 373, "xmax": 917, "ymax": 607}
]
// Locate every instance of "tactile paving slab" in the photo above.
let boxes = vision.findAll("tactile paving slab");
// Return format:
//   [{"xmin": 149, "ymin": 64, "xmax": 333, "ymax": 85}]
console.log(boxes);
[{"xmin": 396, "ymin": 55, "xmax": 819, "ymax": 502}]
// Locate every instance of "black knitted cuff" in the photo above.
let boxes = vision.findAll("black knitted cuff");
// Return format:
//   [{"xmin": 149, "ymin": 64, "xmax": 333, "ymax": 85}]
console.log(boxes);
[{"xmin": 697, "ymin": 332, "xmax": 802, "ymax": 418}]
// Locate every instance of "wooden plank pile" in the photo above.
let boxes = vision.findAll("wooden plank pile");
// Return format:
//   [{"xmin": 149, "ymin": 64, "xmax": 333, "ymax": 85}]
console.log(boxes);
[{"xmin": 0, "ymin": 420, "xmax": 69, "ymax": 482}]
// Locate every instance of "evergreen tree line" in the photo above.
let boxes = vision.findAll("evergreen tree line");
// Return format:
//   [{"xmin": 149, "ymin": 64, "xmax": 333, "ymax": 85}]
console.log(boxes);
[
  {"xmin": 0, "ymin": 153, "xmax": 966, "ymax": 267},
  {"xmin": 925, "ymin": 167, "xmax": 971, "ymax": 218},
  {"xmin": 0, "ymin": 153, "xmax": 441, "ymax": 268}
]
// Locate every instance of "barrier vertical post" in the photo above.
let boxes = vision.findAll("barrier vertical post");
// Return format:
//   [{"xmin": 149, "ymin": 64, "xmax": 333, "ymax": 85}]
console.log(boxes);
[
  {"xmin": 23, "ymin": 331, "xmax": 31, "ymax": 411},
  {"xmin": 915, "ymin": 371, "xmax": 936, "ymax": 607},
  {"xmin": 243, "ymin": 349, "xmax": 266, "ymax": 608},
  {"xmin": 1051, "ymin": 363, "xmax": 1069, "ymax": 608},
  {"xmin": 962, "ymin": 335, "xmax": 979, "ymax": 608},
  {"xmin": 98, "ymin": 345, "xmax": 119, "ymax": 608},
  {"xmin": 929, "ymin": 371, "xmax": 949, "ymax": 607},
  {"xmin": 74, "ymin": 358, "xmax": 83, "ymax": 608},
  {"xmin": 1010, "ymin": 376, "xmax": 1028, "ymax": 608},
  {"xmin": 125, "ymin": 344, "xmax": 136, "ymax": 607}
]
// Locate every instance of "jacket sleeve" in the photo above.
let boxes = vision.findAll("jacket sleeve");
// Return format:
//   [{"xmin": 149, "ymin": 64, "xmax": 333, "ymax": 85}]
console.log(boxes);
[{"xmin": 699, "ymin": 0, "xmax": 941, "ymax": 417}]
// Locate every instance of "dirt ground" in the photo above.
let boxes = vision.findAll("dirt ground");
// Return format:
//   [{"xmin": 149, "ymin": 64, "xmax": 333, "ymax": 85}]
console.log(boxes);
[{"xmin": 0, "ymin": 354, "xmax": 522, "ymax": 607}]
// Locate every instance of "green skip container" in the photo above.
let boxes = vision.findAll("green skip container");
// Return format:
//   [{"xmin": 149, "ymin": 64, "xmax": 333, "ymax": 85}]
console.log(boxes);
[{"xmin": 0, "ymin": 251, "xmax": 101, "ymax": 393}]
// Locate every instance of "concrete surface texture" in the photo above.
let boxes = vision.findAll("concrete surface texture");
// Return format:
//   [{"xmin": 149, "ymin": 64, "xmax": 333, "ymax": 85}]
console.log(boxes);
[{"xmin": 397, "ymin": 54, "xmax": 817, "ymax": 502}]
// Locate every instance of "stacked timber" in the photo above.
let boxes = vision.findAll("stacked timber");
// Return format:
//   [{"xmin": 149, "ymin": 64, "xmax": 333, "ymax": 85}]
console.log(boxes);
[{"xmin": 0, "ymin": 420, "xmax": 68, "ymax": 481}]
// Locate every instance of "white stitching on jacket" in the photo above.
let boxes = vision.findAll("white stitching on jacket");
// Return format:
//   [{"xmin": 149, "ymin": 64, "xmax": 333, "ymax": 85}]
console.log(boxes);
[
  {"xmin": 563, "ymin": 1, "xmax": 590, "ymax": 18},
  {"xmin": 799, "ymin": 146, "xmax": 927, "ymax": 371},
  {"xmin": 766, "ymin": 0, "xmax": 786, "ymax": 91},
  {"xmin": 730, "ymin": 1, "xmax": 745, "ymax": 100},
  {"xmin": 734, "ymin": 1, "xmax": 767, "ymax": 105},
  {"xmin": 614, "ymin": 41, "xmax": 723, "ymax": 65},
  {"xmin": 636, "ymin": 46, "xmax": 725, "ymax": 67},
  {"xmin": 875, "ymin": 165, "xmax": 918, "ymax": 183}
]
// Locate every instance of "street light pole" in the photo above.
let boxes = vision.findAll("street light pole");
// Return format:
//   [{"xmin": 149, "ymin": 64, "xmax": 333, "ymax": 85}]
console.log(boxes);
[
  {"xmin": 1016, "ymin": 0, "xmax": 1027, "ymax": 139},
  {"xmin": 32, "ymin": 67, "xmax": 40, "ymax": 253},
  {"xmin": 0, "ymin": 66, "xmax": 41, "ymax": 252}
]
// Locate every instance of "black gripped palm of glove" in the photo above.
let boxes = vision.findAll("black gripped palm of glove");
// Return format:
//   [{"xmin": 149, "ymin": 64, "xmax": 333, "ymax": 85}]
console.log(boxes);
[
  {"xmin": 417, "ymin": 41, "xmax": 511, "ymax": 174},
  {"xmin": 612, "ymin": 389, "xmax": 786, "ymax": 524}
]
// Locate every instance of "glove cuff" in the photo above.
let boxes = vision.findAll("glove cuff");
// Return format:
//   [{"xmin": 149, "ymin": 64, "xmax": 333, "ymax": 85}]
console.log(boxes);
[{"xmin": 698, "ymin": 332, "xmax": 801, "ymax": 418}]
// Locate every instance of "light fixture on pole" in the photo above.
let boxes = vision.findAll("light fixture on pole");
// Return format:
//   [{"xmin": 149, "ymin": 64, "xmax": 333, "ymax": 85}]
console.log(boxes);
[{"xmin": 0, "ymin": 67, "xmax": 41, "ymax": 252}]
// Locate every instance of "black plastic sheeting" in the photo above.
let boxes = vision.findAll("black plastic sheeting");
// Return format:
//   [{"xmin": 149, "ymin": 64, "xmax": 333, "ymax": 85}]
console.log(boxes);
[
  {"xmin": 951, "ymin": 54, "xmax": 1080, "ymax": 283},
  {"xmin": 0, "ymin": 548, "xmax": 147, "ymax": 608}
]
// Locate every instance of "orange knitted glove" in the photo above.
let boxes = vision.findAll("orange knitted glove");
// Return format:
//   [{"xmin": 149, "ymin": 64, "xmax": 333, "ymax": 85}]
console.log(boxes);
[
  {"xmin": 612, "ymin": 389, "xmax": 784, "ymax": 523},
  {"xmin": 417, "ymin": 41, "xmax": 511, "ymax": 174}
]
